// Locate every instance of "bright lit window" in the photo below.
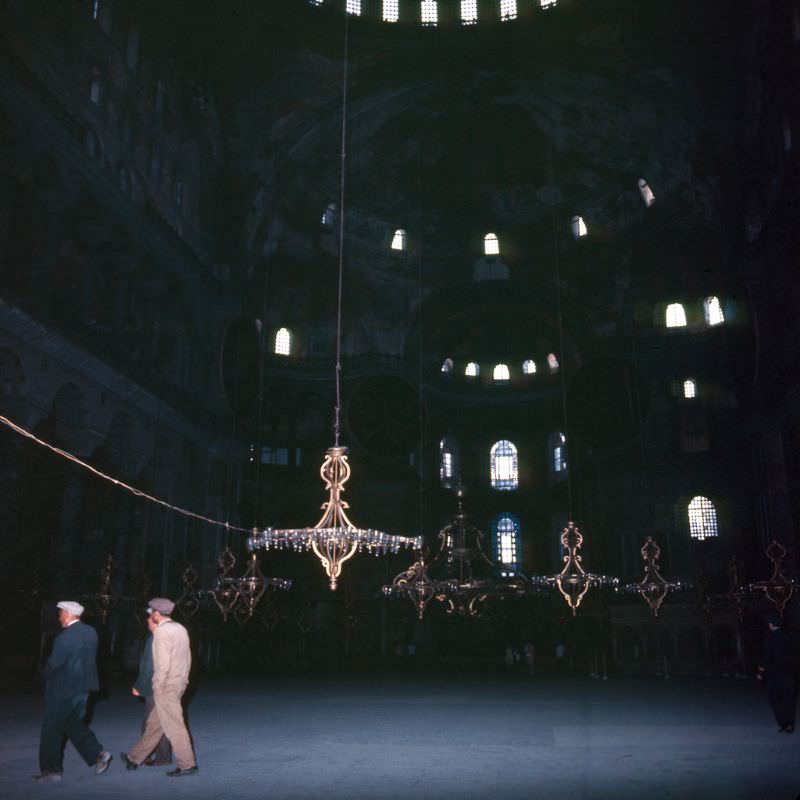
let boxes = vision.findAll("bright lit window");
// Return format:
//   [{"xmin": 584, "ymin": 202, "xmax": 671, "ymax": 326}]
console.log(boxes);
[
  {"xmin": 391, "ymin": 229, "xmax": 406, "ymax": 251},
  {"xmin": 421, "ymin": 0, "xmax": 438, "ymax": 25},
  {"xmin": 484, "ymin": 233, "xmax": 500, "ymax": 256},
  {"xmin": 490, "ymin": 440, "xmax": 518, "ymax": 490},
  {"xmin": 494, "ymin": 515, "xmax": 520, "ymax": 568},
  {"xmin": 441, "ymin": 358, "xmax": 454, "ymax": 374},
  {"xmin": 275, "ymin": 327, "xmax": 291, "ymax": 356},
  {"xmin": 440, "ymin": 438, "xmax": 458, "ymax": 485},
  {"xmin": 688, "ymin": 496, "xmax": 718, "ymax": 540},
  {"xmin": 383, "ymin": 0, "xmax": 399, "ymax": 21},
  {"xmin": 638, "ymin": 178, "xmax": 655, "ymax": 207},
  {"xmin": 309, "ymin": 0, "xmax": 324, "ymax": 5},
  {"xmin": 704, "ymin": 296, "xmax": 724, "ymax": 326},
  {"xmin": 540, "ymin": 0, "xmax": 557, "ymax": 8},
  {"xmin": 346, "ymin": 0, "xmax": 361, "ymax": 14},
  {"xmin": 522, "ymin": 360, "xmax": 536, "ymax": 374},
  {"xmin": 500, "ymin": 0, "xmax": 518, "ymax": 21},
  {"xmin": 547, "ymin": 353, "xmax": 559, "ymax": 372},
  {"xmin": 683, "ymin": 379, "xmax": 696, "ymax": 399},
  {"xmin": 571, "ymin": 215, "xmax": 588, "ymax": 238},
  {"xmin": 461, "ymin": 0, "xmax": 478, "ymax": 24},
  {"xmin": 666, "ymin": 303, "xmax": 687, "ymax": 328},
  {"xmin": 465, "ymin": 362, "xmax": 480, "ymax": 378},
  {"xmin": 550, "ymin": 431, "xmax": 567, "ymax": 472},
  {"xmin": 322, "ymin": 203, "xmax": 336, "ymax": 226},
  {"xmin": 493, "ymin": 364, "xmax": 510, "ymax": 382}
]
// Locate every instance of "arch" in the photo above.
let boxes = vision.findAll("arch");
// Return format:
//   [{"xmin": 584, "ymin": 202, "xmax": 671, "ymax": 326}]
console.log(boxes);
[
  {"xmin": 441, "ymin": 357, "xmax": 454, "ymax": 374},
  {"xmin": 500, "ymin": 0, "xmax": 518, "ymax": 21},
  {"xmin": 493, "ymin": 363, "xmax": 510, "ymax": 381},
  {"xmin": 460, "ymin": 0, "xmax": 478, "ymax": 24},
  {"xmin": 550, "ymin": 431, "xmax": 567, "ymax": 473},
  {"xmin": 490, "ymin": 439, "xmax": 518, "ymax": 490},
  {"xmin": 439, "ymin": 437, "xmax": 459, "ymax": 487},
  {"xmin": 383, "ymin": 1, "xmax": 399, "ymax": 22},
  {"xmin": 421, "ymin": 0, "xmax": 438, "ymax": 26},
  {"xmin": 665, "ymin": 303, "xmax": 687, "ymax": 328},
  {"xmin": 688, "ymin": 496, "xmax": 718, "ymax": 540},
  {"xmin": 465, "ymin": 361, "xmax": 479, "ymax": 378},
  {"xmin": 522, "ymin": 359, "xmax": 536, "ymax": 375},
  {"xmin": 547, "ymin": 353, "xmax": 559, "ymax": 372},
  {"xmin": 391, "ymin": 228, "xmax": 406, "ymax": 251},
  {"xmin": 493, "ymin": 514, "xmax": 520, "ymax": 570},
  {"xmin": 683, "ymin": 379, "xmax": 696, "ymax": 399},
  {"xmin": 484, "ymin": 232, "xmax": 499, "ymax": 256},
  {"xmin": 571, "ymin": 215, "xmax": 587, "ymax": 239},
  {"xmin": 274, "ymin": 327, "xmax": 291, "ymax": 356},
  {"xmin": 638, "ymin": 178, "xmax": 656, "ymax": 207},
  {"xmin": 703, "ymin": 295, "xmax": 724, "ymax": 326}
]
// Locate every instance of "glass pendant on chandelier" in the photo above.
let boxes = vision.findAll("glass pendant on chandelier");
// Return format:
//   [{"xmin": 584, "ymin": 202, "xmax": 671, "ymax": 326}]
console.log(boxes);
[
  {"xmin": 248, "ymin": 15, "xmax": 421, "ymax": 590},
  {"xmin": 383, "ymin": 485, "xmax": 529, "ymax": 619}
]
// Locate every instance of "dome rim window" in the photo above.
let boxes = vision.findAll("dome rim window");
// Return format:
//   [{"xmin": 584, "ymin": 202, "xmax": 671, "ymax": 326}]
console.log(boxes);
[
  {"xmin": 665, "ymin": 302, "xmax": 687, "ymax": 328},
  {"xmin": 465, "ymin": 361, "xmax": 480, "ymax": 378},
  {"xmin": 484, "ymin": 232, "xmax": 500, "ymax": 256},
  {"xmin": 703, "ymin": 295, "xmax": 725, "ymax": 327},
  {"xmin": 493, "ymin": 363, "xmax": 510, "ymax": 382},
  {"xmin": 274, "ymin": 327, "xmax": 292, "ymax": 357}
]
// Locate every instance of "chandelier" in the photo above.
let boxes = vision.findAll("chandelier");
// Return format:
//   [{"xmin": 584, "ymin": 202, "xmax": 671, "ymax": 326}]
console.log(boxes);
[
  {"xmin": 546, "ymin": 522, "xmax": 617, "ymax": 615},
  {"xmin": 248, "ymin": 16, "xmax": 421, "ymax": 590},
  {"xmin": 249, "ymin": 447, "xmax": 421, "ymax": 590},
  {"xmin": 383, "ymin": 486, "xmax": 529, "ymax": 618},
  {"xmin": 619, "ymin": 536, "xmax": 691, "ymax": 617}
]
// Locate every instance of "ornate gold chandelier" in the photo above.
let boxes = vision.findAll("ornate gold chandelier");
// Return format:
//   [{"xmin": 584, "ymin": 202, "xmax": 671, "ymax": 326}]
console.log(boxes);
[
  {"xmin": 250, "ymin": 446, "xmax": 421, "ymax": 590},
  {"xmin": 248, "ymin": 15, "xmax": 421, "ymax": 590}
]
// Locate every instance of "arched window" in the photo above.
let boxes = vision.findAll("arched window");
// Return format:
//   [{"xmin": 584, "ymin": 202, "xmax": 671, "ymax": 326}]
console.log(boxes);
[
  {"xmin": 383, "ymin": 0, "xmax": 399, "ymax": 22},
  {"xmin": 547, "ymin": 353, "xmax": 559, "ymax": 372},
  {"xmin": 688, "ymin": 496, "xmax": 718, "ymax": 540},
  {"xmin": 441, "ymin": 358, "xmax": 454, "ymax": 374},
  {"xmin": 440, "ymin": 438, "xmax": 459, "ymax": 486},
  {"xmin": 638, "ymin": 178, "xmax": 656, "ymax": 207},
  {"xmin": 522, "ymin": 359, "xmax": 536, "ymax": 374},
  {"xmin": 571, "ymin": 215, "xmax": 588, "ymax": 238},
  {"xmin": 683, "ymin": 379, "xmax": 696, "ymax": 399},
  {"xmin": 90, "ymin": 78, "xmax": 103, "ymax": 105},
  {"xmin": 461, "ymin": 0, "xmax": 478, "ymax": 24},
  {"xmin": 500, "ymin": 0, "xmax": 518, "ymax": 21},
  {"xmin": 484, "ymin": 232, "xmax": 500, "ymax": 256},
  {"xmin": 346, "ymin": 0, "xmax": 361, "ymax": 14},
  {"xmin": 421, "ymin": 0, "xmax": 438, "ymax": 25},
  {"xmin": 551, "ymin": 431, "xmax": 567, "ymax": 473},
  {"xmin": 704, "ymin": 296, "xmax": 724, "ymax": 326},
  {"xmin": 274, "ymin": 327, "xmax": 291, "ymax": 356},
  {"xmin": 321, "ymin": 203, "xmax": 336, "ymax": 227},
  {"xmin": 494, "ymin": 515, "xmax": 520, "ymax": 571},
  {"xmin": 391, "ymin": 229, "xmax": 406, "ymax": 251},
  {"xmin": 493, "ymin": 363, "xmax": 510, "ymax": 382},
  {"xmin": 465, "ymin": 362, "xmax": 480, "ymax": 377},
  {"xmin": 665, "ymin": 303, "xmax": 687, "ymax": 328},
  {"xmin": 490, "ymin": 440, "xmax": 518, "ymax": 490}
]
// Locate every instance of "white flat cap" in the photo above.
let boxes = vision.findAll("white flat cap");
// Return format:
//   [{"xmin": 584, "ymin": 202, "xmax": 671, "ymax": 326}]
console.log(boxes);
[{"xmin": 57, "ymin": 600, "xmax": 85, "ymax": 617}]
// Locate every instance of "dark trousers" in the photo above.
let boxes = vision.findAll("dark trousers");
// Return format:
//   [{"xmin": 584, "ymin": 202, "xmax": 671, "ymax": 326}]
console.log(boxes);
[
  {"xmin": 39, "ymin": 693, "xmax": 103, "ymax": 774},
  {"xmin": 768, "ymin": 675, "xmax": 797, "ymax": 728},
  {"xmin": 143, "ymin": 695, "xmax": 172, "ymax": 763}
]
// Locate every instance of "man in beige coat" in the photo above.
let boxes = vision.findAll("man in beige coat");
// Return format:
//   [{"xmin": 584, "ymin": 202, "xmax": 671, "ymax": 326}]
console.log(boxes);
[{"xmin": 121, "ymin": 598, "xmax": 197, "ymax": 777}]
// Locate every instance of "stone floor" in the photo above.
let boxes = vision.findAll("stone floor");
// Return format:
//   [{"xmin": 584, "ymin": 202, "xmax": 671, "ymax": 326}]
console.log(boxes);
[{"xmin": 1, "ymin": 672, "xmax": 798, "ymax": 800}]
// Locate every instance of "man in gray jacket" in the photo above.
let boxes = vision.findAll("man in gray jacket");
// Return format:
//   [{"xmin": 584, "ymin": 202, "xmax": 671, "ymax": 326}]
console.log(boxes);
[
  {"xmin": 122, "ymin": 597, "xmax": 197, "ymax": 777},
  {"xmin": 34, "ymin": 601, "xmax": 112, "ymax": 781}
]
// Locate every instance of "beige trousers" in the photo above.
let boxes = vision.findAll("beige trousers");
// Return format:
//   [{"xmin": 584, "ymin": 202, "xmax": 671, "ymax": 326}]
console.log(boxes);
[{"xmin": 128, "ymin": 687, "xmax": 195, "ymax": 770}]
